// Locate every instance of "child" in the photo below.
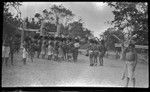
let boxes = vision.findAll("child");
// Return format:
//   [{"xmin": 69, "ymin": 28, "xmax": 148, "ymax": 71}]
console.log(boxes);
[
  {"xmin": 122, "ymin": 43, "xmax": 137, "ymax": 87},
  {"xmin": 2, "ymin": 44, "xmax": 10, "ymax": 66},
  {"xmin": 54, "ymin": 40, "xmax": 59, "ymax": 61},
  {"xmin": 58, "ymin": 41, "xmax": 64, "ymax": 62},
  {"xmin": 41, "ymin": 40, "xmax": 46, "ymax": 59},
  {"xmin": 22, "ymin": 47, "xmax": 27, "ymax": 65},
  {"xmin": 47, "ymin": 41, "xmax": 53, "ymax": 60}
]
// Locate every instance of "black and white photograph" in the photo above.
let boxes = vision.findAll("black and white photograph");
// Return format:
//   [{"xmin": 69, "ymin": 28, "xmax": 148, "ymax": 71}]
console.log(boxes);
[{"xmin": 2, "ymin": 2, "xmax": 148, "ymax": 88}]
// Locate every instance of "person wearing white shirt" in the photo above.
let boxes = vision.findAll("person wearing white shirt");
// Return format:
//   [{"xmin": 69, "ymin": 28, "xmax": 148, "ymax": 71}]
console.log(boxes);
[
  {"xmin": 22, "ymin": 47, "xmax": 27, "ymax": 65},
  {"xmin": 2, "ymin": 44, "xmax": 10, "ymax": 66},
  {"xmin": 47, "ymin": 41, "xmax": 54, "ymax": 60}
]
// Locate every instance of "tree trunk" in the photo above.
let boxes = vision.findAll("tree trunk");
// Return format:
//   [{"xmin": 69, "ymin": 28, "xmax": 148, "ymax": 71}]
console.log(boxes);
[
  {"xmin": 21, "ymin": 21, "xmax": 25, "ymax": 49},
  {"xmin": 40, "ymin": 20, "xmax": 45, "ymax": 36},
  {"xmin": 56, "ymin": 16, "xmax": 62, "ymax": 37}
]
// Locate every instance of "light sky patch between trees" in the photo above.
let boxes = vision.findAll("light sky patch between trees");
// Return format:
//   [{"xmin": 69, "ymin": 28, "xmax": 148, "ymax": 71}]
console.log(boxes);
[{"xmin": 8, "ymin": 2, "xmax": 114, "ymax": 37}]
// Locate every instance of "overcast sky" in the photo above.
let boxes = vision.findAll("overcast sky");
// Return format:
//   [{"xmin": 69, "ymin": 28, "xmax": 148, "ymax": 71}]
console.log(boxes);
[{"xmin": 10, "ymin": 2, "xmax": 115, "ymax": 37}]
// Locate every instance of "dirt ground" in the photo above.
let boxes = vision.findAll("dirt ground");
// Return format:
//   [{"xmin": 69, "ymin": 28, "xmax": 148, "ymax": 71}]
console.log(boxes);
[{"xmin": 2, "ymin": 52, "xmax": 149, "ymax": 88}]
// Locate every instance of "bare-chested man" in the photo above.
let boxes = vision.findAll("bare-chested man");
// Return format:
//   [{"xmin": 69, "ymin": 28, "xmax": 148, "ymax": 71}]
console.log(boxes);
[{"xmin": 122, "ymin": 43, "xmax": 137, "ymax": 87}]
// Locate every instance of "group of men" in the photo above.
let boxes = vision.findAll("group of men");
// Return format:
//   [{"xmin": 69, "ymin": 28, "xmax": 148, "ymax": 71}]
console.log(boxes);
[
  {"xmin": 86, "ymin": 39, "xmax": 107, "ymax": 66},
  {"xmin": 22, "ymin": 35, "xmax": 80, "ymax": 64},
  {"xmin": 2, "ymin": 35, "xmax": 20, "ymax": 66},
  {"xmin": 2, "ymin": 33, "xmax": 139, "ymax": 87},
  {"xmin": 86, "ymin": 39, "xmax": 138, "ymax": 87},
  {"xmin": 2, "ymin": 33, "xmax": 138, "ymax": 87}
]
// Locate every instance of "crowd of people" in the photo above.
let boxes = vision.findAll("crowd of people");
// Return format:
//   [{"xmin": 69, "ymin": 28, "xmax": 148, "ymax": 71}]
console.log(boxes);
[
  {"xmin": 22, "ymin": 35, "xmax": 80, "ymax": 65},
  {"xmin": 2, "ymin": 34, "xmax": 107, "ymax": 67},
  {"xmin": 2, "ymin": 34, "xmax": 138, "ymax": 87},
  {"xmin": 86, "ymin": 39, "xmax": 107, "ymax": 66}
]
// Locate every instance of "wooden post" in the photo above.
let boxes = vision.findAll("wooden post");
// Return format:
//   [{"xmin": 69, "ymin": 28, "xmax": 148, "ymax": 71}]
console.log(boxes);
[
  {"xmin": 20, "ymin": 21, "xmax": 26, "ymax": 49},
  {"xmin": 40, "ymin": 19, "xmax": 44, "ymax": 36},
  {"xmin": 113, "ymin": 34, "xmax": 123, "ymax": 43},
  {"xmin": 56, "ymin": 23, "xmax": 61, "ymax": 37}
]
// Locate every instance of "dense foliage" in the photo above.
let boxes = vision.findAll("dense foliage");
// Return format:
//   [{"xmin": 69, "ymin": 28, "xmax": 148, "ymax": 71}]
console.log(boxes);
[
  {"xmin": 3, "ymin": 2, "xmax": 22, "ymax": 53},
  {"xmin": 107, "ymin": 2, "xmax": 148, "ymax": 45},
  {"xmin": 33, "ymin": 4, "xmax": 93, "ymax": 39}
]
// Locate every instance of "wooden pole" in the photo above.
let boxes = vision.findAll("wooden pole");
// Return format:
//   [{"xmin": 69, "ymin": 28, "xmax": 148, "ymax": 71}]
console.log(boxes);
[
  {"xmin": 20, "ymin": 12, "xmax": 24, "ymax": 49},
  {"xmin": 40, "ymin": 19, "xmax": 44, "ymax": 36},
  {"xmin": 113, "ymin": 34, "xmax": 122, "ymax": 42}
]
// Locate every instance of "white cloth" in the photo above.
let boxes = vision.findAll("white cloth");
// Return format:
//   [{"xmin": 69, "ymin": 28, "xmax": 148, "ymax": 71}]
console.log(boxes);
[
  {"xmin": 125, "ymin": 61, "xmax": 135, "ymax": 79},
  {"xmin": 23, "ymin": 48, "xmax": 27, "ymax": 58},
  {"xmin": 41, "ymin": 51, "xmax": 45, "ymax": 55},
  {"xmin": 41, "ymin": 44, "xmax": 46, "ymax": 55},
  {"xmin": 47, "ymin": 45, "xmax": 53, "ymax": 55},
  {"xmin": 2, "ymin": 46, "xmax": 10, "ymax": 58},
  {"xmin": 74, "ymin": 43, "xmax": 80, "ymax": 48},
  {"xmin": 48, "ymin": 52, "xmax": 53, "ymax": 55},
  {"xmin": 89, "ymin": 50, "xmax": 93, "ymax": 53}
]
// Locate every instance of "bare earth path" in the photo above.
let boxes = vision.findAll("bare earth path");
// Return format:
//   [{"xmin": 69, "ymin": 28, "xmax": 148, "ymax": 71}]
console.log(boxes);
[{"xmin": 2, "ymin": 54, "xmax": 148, "ymax": 87}]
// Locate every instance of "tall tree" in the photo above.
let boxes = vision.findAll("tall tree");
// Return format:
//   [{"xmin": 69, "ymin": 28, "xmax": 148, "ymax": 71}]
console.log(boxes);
[
  {"xmin": 3, "ymin": 2, "xmax": 22, "ymax": 43},
  {"xmin": 35, "ymin": 4, "xmax": 74, "ymax": 36},
  {"xmin": 67, "ymin": 20, "xmax": 92, "ymax": 39},
  {"xmin": 107, "ymin": 2, "xmax": 148, "ymax": 45},
  {"xmin": 102, "ymin": 28, "xmax": 125, "ymax": 50},
  {"xmin": 3, "ymin": 2, "xmax": 22, "ymax": 64}
]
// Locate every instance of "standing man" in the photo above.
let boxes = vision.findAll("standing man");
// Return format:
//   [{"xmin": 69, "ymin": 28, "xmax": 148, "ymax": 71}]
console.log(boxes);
[
  {"xmin": 66, "ymin": 38, "xmax": 71, "ymax": 61},
  {"xmin": 22, "ymin": 45, "xmax": 27, "ymax": 65},
  {"xmin": 87, "ymin": 39, "xmax": 94, "ymax": 66},
  {"xmin": 53, "ymin": 37, "xmax": 59, "ymax": 61},
  {"xmin": 67, "ymin": 38, "xmax": 74, "ymax": 62},
  {"xmin": 9, "ymin": 36, "xmax": 15, "ymax": 66},
  {"xmin": 41, "ymin": 38, "xmax": 46, "ymax": 59},
  {"xmin": 47, "ymin": 39, "xmax": 53, "ymax": 60},
  {"xmin": 62, "ymin": 38, "xmax": 67, "ymax": 60},
  {"xmin": 58, "ymin": 39, "xmax": 64, "ymax": 61},
  {"xmin": 36, "ymin": 37, "xmax": 42, "ymax": 58},
  {"xmin": 93, "ymin": 40, "xmax": 99, "ymax": 66},
  {"xmin": 122, "ymin": 43, "xmax": 137, "ymax": 87},
  {"xmin": 28, "ymin": 37, "xmax": 35, "ymax": 62},
  {"xmin": 9, "ymin": 39, "xmax": 15, "ymax": 65},
  {"xmin": 98, "ymin": 40, "xmax": 107, "ymax": 66},
  {"xmin": 73, "ymin": 38, "xmax": 80, "ymax": 62},
  {"xmin": 2, "ymin": 43, "xmax": 10, "ymax": 66}
]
